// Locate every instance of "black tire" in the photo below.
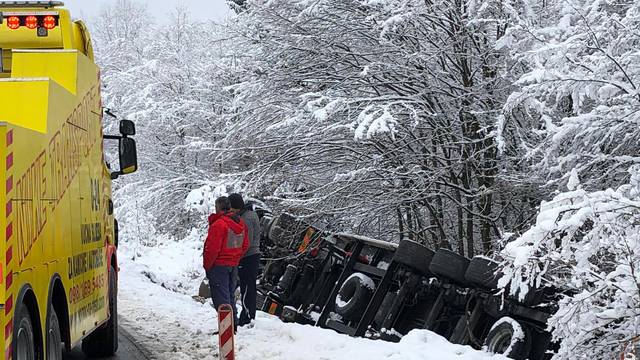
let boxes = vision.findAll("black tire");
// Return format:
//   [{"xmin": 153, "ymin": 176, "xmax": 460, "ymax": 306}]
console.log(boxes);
[
  {"xmin": 429, "ymin": 249, "xmax": 470, "ymax": 285},
  {"xmin": 263, "ymin": 260, "xmax": 286, "ymax": 286},
  {"xmin": 268, "ymin": 214, "xmax": 304, "ymax": 247},
  {"xmin": 46, "ymin": 308, "xmax": 63, "ymax": 360},
  {"xmin": 392, "ymin": 240, "xmax": 435, "ymax": 276},
  {"xmin": 13, "ymin": 305, "xmax": 36, "ymax": 360},
  {"xmin": 334, "ymin": 273, "xmax": 375, "ymax": 321},
  {"xmin": 465, "ymin": 256, "xmax": 501, "ymax": 289},
  {"xmin": 483, "ymin": 318, "xmax": 532, "ymax": 360},
  {"xmin": 82, "ymin": 267, "xmax": 118, "ymax": 357},
  {"xmin": 273, "ymin": 264, "xmax": 299, "ymax": 300}
]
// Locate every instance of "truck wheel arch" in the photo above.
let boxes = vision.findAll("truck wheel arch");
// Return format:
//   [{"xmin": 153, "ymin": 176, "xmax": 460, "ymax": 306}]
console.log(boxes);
[
  {"xmin": 46, "ymin": 274, "xmax": 71, "ymax": 352},
  {"xmin": 14, "ymin": 283, "xmax": 44, "ymax": 359}
]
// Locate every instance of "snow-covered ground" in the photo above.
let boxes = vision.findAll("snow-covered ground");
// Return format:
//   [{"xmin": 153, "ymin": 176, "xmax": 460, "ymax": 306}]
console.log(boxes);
[{"xmin": 117, "ymin": 240, "xmax": 506, "ymax": 360}]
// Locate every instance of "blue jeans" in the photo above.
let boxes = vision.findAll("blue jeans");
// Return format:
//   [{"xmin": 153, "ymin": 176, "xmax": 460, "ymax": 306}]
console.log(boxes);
[{"xmin": 206, "ymin": 266, "xmax": 238, "ymax": 331}]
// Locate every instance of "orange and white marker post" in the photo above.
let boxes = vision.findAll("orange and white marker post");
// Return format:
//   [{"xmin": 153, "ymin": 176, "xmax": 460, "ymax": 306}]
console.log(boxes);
[{"xmin": 218, "ymin": 304, "xmax": 235, "ymax": 360}]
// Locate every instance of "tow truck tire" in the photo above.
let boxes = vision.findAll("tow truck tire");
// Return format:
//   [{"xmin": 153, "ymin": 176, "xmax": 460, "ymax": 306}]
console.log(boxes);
[
  {"xmin": 393, "ymin": 240, "xmax": 435, "ymax": 276},
  {"xmin": 82, "ymin": 267, "xmax": 118, "ymax": 357},
  {"xmin": 429, "ymin": 249, "xmax": 470, "ymax": 285},
  {"xmin": 13, "ymin": 305, "xmax": 36, "ymax": 360},
  {"xmin": 465, "ymin": 256, "xmax": 501, "ymax": 289},
  {"xmin": 483, "ymin": 318, "xmax": 531, "ymax": 360},
  {"xmin": 335, "ymin": 273, "xmax": 375, "ymax": 321},
  {"xmin": 47, "ymin": 308, "xmax": 63, "ymax": 360}
]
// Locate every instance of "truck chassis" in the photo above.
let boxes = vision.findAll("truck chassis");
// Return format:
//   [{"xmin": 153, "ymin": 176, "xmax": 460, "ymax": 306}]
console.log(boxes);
[{"xmin": 255, "ymin": 213, "xmax": 558, "ymax": 360}]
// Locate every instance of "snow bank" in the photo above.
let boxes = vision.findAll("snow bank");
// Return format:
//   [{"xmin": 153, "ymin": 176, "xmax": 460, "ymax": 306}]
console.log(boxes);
[
  {"xmin": 119, "ymin": 228, "xmax": 206, "ymax": 296},
  {"xmin": 118, "ymin": 240, "xmax": 507, "ymax": 360}
]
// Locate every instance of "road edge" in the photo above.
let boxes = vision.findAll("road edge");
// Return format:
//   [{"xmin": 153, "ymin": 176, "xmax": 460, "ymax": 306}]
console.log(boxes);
[{"xmin": 118, "ymin": 318, "xmax": 155, "ymax": 360}]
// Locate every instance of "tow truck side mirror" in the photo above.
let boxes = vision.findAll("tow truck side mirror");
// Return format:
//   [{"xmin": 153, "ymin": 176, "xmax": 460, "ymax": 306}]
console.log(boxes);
[
  {"xmin": 119, "ymin": 137, "xmax": 138, "ymax": 175},
  {"xmin": 111, "ymin": 137, "xmax": 138, "ymax": 180},
  {"xmin": 120, "ymin": 119, "xmax": 136, "ymax": 136}
]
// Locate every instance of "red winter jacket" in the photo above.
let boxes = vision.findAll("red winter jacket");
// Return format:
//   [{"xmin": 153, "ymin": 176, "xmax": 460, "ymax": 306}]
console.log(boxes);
[{"xmin": 203, "ymin": 212, "xmax": 249, "ymax": 270}]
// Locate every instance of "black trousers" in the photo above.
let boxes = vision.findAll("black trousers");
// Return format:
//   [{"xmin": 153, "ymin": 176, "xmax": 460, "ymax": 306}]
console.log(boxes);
[{"xmin": 238, "ymin": 254, "xmax": 260, "ymax": 325}]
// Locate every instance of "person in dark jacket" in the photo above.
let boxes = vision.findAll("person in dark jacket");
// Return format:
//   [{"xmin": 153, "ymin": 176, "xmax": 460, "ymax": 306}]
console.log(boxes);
[
  {"xmin": 203, "ymin": 196, "xmax": 249, "ymax": 332},
  {"xmin": 229, "ymin": 193, "xmax": 261, "ymax": 327}
]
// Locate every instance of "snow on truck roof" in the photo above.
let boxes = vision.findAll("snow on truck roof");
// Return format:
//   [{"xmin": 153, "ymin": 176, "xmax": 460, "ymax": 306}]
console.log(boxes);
[{"xmin": 334, "ymin": 232, "xmax": 399, "ymax": 251}]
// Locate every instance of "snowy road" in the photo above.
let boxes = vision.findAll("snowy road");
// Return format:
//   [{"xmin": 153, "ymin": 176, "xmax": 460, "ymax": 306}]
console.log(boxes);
[{"xmin": 64, "ymin": 324, "xmax": 152, "ymax": 360}]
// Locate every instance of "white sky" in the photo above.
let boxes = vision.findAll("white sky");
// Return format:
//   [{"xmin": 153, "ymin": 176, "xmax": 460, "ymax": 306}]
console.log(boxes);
[{"xmin": 63, "ymin": 0, "xmax": 231, "ymax": 23}]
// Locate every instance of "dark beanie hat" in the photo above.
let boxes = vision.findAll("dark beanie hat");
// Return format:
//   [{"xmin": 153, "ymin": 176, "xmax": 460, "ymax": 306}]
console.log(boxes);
[{"xmin": 229, "ymin": 193, "xmax": 245, "ymax": 210}]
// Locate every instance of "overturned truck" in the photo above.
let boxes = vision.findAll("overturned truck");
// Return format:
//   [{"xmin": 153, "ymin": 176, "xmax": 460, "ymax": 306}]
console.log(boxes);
[{"xmin": 256, "ymin": 213, "xmax": 559, "ymax": 360}]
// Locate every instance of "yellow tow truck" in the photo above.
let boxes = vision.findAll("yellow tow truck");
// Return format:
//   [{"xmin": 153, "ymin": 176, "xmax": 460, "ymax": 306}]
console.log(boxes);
[{"xmin": 0, "ymin": 1, "xmax": 138, "ymax": 359}]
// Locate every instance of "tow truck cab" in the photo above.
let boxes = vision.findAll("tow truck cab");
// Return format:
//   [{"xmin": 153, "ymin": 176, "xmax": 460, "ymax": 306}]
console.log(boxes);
[{"xmin": 0, "ymin": 1, "xmax": 137, "ymax": 358}]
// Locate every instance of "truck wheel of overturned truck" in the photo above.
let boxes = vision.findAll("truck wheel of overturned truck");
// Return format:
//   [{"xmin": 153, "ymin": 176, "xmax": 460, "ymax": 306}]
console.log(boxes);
[
  {"xmin": 465, "ymin": 256, "xmax": 501, "ymax": 289},
  {"xmin": 268, "ymin": 214, "xmax": 303, "ymax": 247},
  {"xmin": 47, "ymin": 308, "xmax": 63, "ymax": 360},
  {"xmin": 13, "ymin": 305, "xmax": 36, "ymax": 360},
  {"xmin": 263, "ymin": 260, "xmax": 287, "ymax": 287},
  {"xmin": 483, "ymin": 317, "xmax": 531, "ymax": 360},
  {"xmin": 429, "ymin": 249, "xmax": 471, "ymax": 285},
  {"xmin": 335, "ymin": 273, "xmax": 375, "ymax": 321},
  {"xmin": 82, "ymin": 266, "xmax": 119, "ymax": 357},
  {"xmin": 392, "ymin": 240, "xmax": 435, "ymax": 276}
]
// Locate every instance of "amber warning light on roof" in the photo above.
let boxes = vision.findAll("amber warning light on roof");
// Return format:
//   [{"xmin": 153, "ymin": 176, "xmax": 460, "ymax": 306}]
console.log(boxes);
[{"xmin": 3, "ymin": 13, "xmax": 58, "ymax": 30}]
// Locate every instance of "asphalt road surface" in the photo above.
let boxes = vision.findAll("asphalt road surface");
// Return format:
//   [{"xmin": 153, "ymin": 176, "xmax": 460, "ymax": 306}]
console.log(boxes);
[{"xmin": 64, "ymin": 325, "xmax": 152, "ymax": 360}]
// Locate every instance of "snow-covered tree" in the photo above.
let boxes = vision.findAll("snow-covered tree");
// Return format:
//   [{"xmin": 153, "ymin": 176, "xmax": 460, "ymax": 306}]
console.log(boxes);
[
  {"xmin": 213, "ymin": 0, "xmax": 542, "ymax": 255},
  {"xmin": 500, "ymin": 0, "xmax": 640, "ymax": 190},
  {"xmin": 501, "ymin": 169, "xmax": 640, "ymax": 359},
  {"xmin": 94, "ymin": 1, "xmax": 242, "ymax": 238},
  {"xmin": 499, "ymin": 1, "xmax": 640, "ymax": 358}
]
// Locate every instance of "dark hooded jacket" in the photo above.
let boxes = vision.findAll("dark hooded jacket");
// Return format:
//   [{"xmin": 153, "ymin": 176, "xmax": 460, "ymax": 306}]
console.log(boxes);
[
  {"xmin": 203, "ymin": 212, "xmax": 249, "ymax": 270},
  {"xmin": 238, "ymin": 208, "xmax": 261, "ymax": 258}
]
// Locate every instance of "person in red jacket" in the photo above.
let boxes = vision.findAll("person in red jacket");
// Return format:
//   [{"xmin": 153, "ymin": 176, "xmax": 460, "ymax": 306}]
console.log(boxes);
[{"xmin": 203, "ymin": 196, "xmax": 249, "ymax": 332}]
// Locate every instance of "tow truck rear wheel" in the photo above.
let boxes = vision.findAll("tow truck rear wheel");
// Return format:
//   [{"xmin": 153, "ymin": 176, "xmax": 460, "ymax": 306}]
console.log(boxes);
[
  {"xmin": 14, "ymin": 306, "xmax": 36, "ymax": 360},
  {"xmin": 46, "ymin": 308, "xmax": 63, "ymax": 360},
  {"xmin": 82, "ymin": 266, "xmax": 119, "ymax": 357}
]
